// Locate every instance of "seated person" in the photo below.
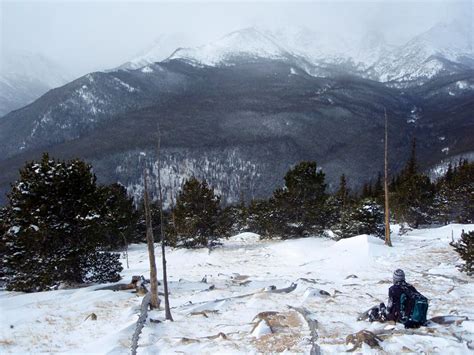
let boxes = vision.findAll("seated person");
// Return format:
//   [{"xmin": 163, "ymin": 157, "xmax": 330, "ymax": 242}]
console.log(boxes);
[{"xmin": 369, "ymin": 269, "xmax": 427, "ymax": 327}]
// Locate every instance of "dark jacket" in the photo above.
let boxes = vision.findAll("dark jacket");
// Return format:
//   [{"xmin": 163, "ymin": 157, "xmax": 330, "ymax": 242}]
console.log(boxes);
[{"xmin": 386, "ymin": 280, "xmax": 419, "ymax": 322}]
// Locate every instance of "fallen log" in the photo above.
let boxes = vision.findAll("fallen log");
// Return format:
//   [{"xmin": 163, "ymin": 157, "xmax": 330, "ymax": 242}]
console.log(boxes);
[
  {"xmin": 267, "ymin": 283, "xmax": 297, "ymax": 294},
  {"xmin": 177, "ymin": 283, "xmax": 298, "ymax": 311},
  {"xmin": 96, "ymin": 275, "xmax": 142, "ymax": 292},
  {"xmin": 288, "ymin": 306, "xmax": 321, "ymax": 355},
  {"xmin": 429, "ymin": 315, "xmax": 469, "ymax": 325},
  {"xmin": 131, "ymin": 292, "xmax": 152, "ymax": 355}
]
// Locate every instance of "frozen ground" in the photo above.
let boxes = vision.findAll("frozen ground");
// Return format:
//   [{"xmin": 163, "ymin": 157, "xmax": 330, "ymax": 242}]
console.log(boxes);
[{"xmin": 1, "ymin": 224, "xmax": 473, "ymax": 354}]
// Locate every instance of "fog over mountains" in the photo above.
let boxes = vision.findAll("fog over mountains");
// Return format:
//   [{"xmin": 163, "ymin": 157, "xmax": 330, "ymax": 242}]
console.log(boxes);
[
  {"xmin": 0, "ymin": 21, "xmax": 473, "ymax": 205},
  {"xmin": 0, "ymin": 50, "xmax": 71, "ymax": 116}
]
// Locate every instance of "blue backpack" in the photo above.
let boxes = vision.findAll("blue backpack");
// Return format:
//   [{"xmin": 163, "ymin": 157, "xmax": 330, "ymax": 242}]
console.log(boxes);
[{"xmin": 400, "ymin": 289, "xmax": 429, "ymax": 328}]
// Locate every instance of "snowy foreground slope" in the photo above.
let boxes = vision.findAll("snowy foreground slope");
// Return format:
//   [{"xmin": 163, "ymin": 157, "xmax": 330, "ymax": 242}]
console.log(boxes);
[{"xmin": 1, "ymin": 224, "xmax": 473, "ymax": 354}]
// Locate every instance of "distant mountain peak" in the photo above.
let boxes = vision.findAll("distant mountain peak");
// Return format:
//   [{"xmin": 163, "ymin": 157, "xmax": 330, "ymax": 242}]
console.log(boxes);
[
  {"xmin": 167, "ymin": 27, "xmax": 292, "ymax": 66},
  {"xmin": 371, "ymin": 21, "xmax": 473, "ymax": 83},
  {"xmin": 117, "ymin": 33, "xmax": 194, "ymax": 70}
]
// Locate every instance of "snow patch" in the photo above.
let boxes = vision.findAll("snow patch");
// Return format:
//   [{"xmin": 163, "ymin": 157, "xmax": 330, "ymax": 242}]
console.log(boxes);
[
  {"xmin": 8, "ymin": 226, "xmax": 20, "ymax": 234},
  {"xmin": 113, "ymin": 77, "xmax": 137, "ymax": 92},
  {"xmin": 251, "ymin": 319, "xmax": 272, "ymax": 338},
  {"xmin": 141, "ymin": 66, "xmax": 153, "ymax": 73}
]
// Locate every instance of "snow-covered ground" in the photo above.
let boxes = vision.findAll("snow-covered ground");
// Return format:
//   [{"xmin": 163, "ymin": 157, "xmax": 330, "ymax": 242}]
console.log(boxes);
[{"xmin": 1, "ymin": 224, "xmax": 473, "ymax": 354}]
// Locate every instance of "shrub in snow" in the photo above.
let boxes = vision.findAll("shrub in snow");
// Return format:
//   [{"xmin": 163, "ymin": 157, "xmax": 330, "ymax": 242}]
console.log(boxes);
[
  {"xmin": 169, "ymin": 177, "xmax": 221, "ymax": 248},
  {"xmin": 332, "ymin": 198, "xmax": 385, "ymax": 239},
  {"xmin": 0, "ymin": 154, "xmax": 123, "ymax": 291},
  {"xmin": 80, "ymin": 252, "xmax": 122, "ymax": 283},
  {"xmin": 451, "ymin": 230, "xmax": 474, "ymax": 276}
]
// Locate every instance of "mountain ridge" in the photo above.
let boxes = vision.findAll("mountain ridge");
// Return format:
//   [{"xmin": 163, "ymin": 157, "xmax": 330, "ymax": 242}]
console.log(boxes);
[{"xmin": 0, "ymin": 59, "xmax": 472, "ymax": 205}]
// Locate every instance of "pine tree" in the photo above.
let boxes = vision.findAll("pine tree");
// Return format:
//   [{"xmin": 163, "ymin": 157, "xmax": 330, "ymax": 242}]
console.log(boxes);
[
  {"xmin": 169, "ymin": 177, "xmax": 221, "ymax": 248},
  {"xmin": 332, "ymin": 198, "xmax": 385, "ymax": 239},
  {"xmin": 246, "ymin": 199, "xmax": 277, "ymax": 238},
  {"xmin": 99, "ymin": 183, "xmax": 138, "ymax": 250},
  {"xmin": 392, "ymin": 138, "xmax": 435, "ymax": 227},
  {"xmin": 272, "ymin": 161, "xmax": 328, "ymax": 238},
  {"xmin": 373, "ymin": 172, "xmax": 384, "ymax": 204},
  {"xmin": 335, "ymin": 174, "xmax": 350, "ymax": 210},
  {"xmin": 432, "ymin": 160, "xmax": 473, "ymax": 224},
  {"xmin": 452, "ymin": 160, "xmax": 474, "ymax": 223},
  {"xmin": 452, "ymin": 230, "xmax": 474, "ymax": 275},
  {"xmin": 0, "ymin": 154, "xmax": 123, "ymax": 291}
]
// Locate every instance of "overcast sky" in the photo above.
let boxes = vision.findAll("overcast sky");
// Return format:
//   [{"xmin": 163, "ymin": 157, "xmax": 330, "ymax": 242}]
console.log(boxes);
[{"xmin": 1, "ymin": 0, "xmax": 472, "ymax": 77}]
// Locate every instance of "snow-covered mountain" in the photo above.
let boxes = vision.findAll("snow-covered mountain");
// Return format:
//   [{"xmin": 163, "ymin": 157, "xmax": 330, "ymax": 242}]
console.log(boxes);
[
  {"xmin": 167, "ymin": 28, "xmax": 294, "ymax": 66},
  {"xmin": 121, "ymin": 22, "xmax": 472, "ymax": 85},
  {"xmin": 0, "ymin": 50, "xmax": 71, "ymax": 117},
  {"xmin": 372, "ymin": 21, "xmax": 473, "ymax": 84},
  {"xmin": 117, "ymin": 33, "xmax": 194, "ymax": 70}
]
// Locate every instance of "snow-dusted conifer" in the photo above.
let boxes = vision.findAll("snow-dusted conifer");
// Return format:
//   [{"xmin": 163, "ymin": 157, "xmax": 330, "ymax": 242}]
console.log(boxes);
[
  {"xmin": 271, "ymin": 161, "xmax": 328, "ymax": 238},
  {"xmin": 0, "ymin": 154, "xmax": 122, "ymax": 291},
  {"xmin": 333, "ymin": 198, "xmax": 385, "ymax": 239},
  {"xmin": 452, "ymin": 230, "xmax": 474, "ymax": 275},
  {"xmin": 169, "ymin": 177, "xmax": 221, "ymax": 248},
  {"xmin": 391, "ymin": 139, "xmax": 435, "ymax": 227}
]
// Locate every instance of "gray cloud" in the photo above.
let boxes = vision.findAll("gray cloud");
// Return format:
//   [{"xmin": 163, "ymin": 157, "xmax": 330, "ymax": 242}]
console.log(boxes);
[{"xmin": 1, "ymin": 1, "xmax": 471, "ymax": 77}]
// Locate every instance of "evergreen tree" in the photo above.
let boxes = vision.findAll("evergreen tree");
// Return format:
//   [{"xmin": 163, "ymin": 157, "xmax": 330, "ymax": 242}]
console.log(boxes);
[
  {"xmin": 217, "ymin": 204, "xmax": 248, "ymax": 236},
  {"xmin": 169, "ymin": 177, "xmax": 221, "ymax": 248},
  {"xmin": 332, "ymin": 198, "xmax": 385, "ymax": 239},
  {"xmin": 0, "ymin": 154, "xmax": 122, "ymax": 291},
  {"xmin": 131, "ymin": 200, "xmax": 163, "ymax": 244},
  {"xmin": 451, "ymin": 230, "xmax": 474, "ymax": 275},
  {"xmin": 373, "ymin": 172, "xmax": 384, "ymax": 204},
  {"xmin": 246, "ymin": 198, "xmax": 279, "ymax": 238},
  {"xmin": 361, "ymin": 182, "xmax": 373, "ymax": 200},
  {"xmin": 433, "ymin": 160, "xmax": 473, "ymax": 224},
  {"xmin": 452, "ymin": 160, "xmax": 474, "ymax": 223},
  {"xmin": 326, "ymin": 174, "xmax": 353, "ymax": 229},
  {"xmin": 392, "ymin": 139, "xmax": 435, "ymax": 227},
  {"xmin": 99, "ymin": 183, "xmax": 138, "ymax": 250},
  {"xmin": 335, "ymin": 174, "xmax": 349, "ymax": 210},
  {"xmin": 271, "ymin": 161, "xmax": 328, "ymax": 237}
]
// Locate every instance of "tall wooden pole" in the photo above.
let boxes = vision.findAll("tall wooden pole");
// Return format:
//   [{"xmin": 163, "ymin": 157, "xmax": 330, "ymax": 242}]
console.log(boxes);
[
  {"xmin": 384, "ymin": 108, "xmax": 392, "ymax": 247},
  {"xmin": 143, "ymin": 169, "xmax": 160, "ymax": 309},
  {"xmin": 156, "ymin": 128, "xmax": 173, "ymax": 321}
]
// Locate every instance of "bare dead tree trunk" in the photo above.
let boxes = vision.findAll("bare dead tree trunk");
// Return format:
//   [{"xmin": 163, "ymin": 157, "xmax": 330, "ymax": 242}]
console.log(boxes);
[
  {"xmin": 156, "ymin": 127, "xmax": 173, "ymax": 321},
  {"xmin": 130, "ymin": 292, "xmax": 151, "ymax": 355},
  {"xmin": 121, "ymin": 232, "xmax": 129, "ymax": 269},
  {"xmin": 170, "ymin": 180, "xmax": 177, "ymax": 230},
  {"xmin": 143, "ymin": 169, "xmax": 160, "ymax": 309},
  {"xmin": 384, "ymin": 108, "xmax": 392, "ymax": 247}
]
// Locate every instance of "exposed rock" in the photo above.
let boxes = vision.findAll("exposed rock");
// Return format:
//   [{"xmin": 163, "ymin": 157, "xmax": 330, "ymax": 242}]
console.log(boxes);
[
  {"xmin": 251, "ymin": 310, "xmax": 305, "ymax": 352},
  {"xmin": 346, "ymin": 330, "xmax": 382, "ymax": 352}
]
